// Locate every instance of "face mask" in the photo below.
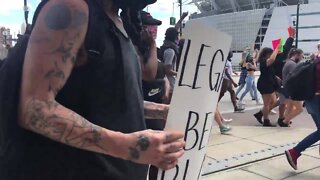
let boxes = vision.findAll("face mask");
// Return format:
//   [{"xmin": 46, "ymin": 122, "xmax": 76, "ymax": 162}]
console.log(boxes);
[{"xmin": 113, "ymin": 0, "xmax": 157, "ymax": 10}]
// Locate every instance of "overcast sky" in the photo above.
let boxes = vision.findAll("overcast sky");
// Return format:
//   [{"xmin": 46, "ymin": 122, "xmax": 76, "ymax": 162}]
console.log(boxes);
[{"xmin": 0, "ymin": 0, "xmax": 199, "ymax": 45}]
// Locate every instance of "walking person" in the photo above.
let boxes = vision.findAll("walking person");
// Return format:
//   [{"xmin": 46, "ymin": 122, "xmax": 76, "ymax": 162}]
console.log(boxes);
[
  {"xmin": 285, "ymin": 53, "xmax": 320, "ymax": 170},
  {"xmin": 236, "ymin": 50, "xmax": 255, "ymax": 100},
  {"xmin": 238, "ymin": 53, "xmax": 261, "ymax": 106},
  {"xmin": 255, "ymin": 46, "xmax": 281, "ymax": 126},
  {"xmin": 219, "ymin": 51, "xmax": 244, "ymax": 113},
  {"xmin": 273, "ymin": 30, "xmax": 295, "ymax": 124},
  {"xmin": 278, "ymin": 48, "xmax": 304, "ymax": 127}
]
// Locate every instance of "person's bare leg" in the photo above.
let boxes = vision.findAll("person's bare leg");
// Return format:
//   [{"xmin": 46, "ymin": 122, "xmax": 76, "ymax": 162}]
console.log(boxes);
[
  {"xmin": 284, "ymin": 100, "xmax": 304, "ymax": 124},
  {"xmin": 262, "ymin": 94, "xmax": 272, "ymax": 120},
  {"xmin": 214, "ymin": 110, "xmax": 223, "ymax": 127}
]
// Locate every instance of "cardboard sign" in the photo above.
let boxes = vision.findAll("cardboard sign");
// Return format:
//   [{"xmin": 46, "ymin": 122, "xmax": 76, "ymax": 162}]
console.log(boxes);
[{"xmin": 157, "ymin": 20, "xmax": 232, "ymax": 180}]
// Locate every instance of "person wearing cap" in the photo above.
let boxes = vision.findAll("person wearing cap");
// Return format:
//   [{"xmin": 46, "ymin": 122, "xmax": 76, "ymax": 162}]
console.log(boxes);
[{"xmin": 159, "ymin": 28, "xmax": 180, "ymax": 104}]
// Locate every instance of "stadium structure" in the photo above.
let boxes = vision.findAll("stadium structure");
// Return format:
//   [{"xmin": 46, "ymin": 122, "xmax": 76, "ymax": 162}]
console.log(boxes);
[{"xmin": 189, "ymin": 0, "xmax": 320, "ymax": 60}]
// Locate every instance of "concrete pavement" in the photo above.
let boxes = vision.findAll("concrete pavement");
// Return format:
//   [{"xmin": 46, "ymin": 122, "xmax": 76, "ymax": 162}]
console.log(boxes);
[{"xmin": 201, "ymin": 74, "xmax": 320, "ymax": 179}]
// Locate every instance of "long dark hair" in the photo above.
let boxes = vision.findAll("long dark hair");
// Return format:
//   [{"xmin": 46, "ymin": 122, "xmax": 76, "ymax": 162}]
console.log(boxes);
[
  {"xmin": 258, "ymin": 47, "xmax": 273, "ymax": 63},
  {"xmin": 120, "ymin": 9, "xmax": 154, "ymax": 64}
]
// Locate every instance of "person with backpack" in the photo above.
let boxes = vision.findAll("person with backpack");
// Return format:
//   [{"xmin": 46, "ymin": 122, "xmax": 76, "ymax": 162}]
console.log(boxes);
[
  {"xmin": 285, "ymin": 53, "xmax": 320, "ymax": 170},
  {"xmin": 0, "ymin": 0, "xmax": 185, "ymax": 179},
  {"xmin": 278, "ymin": 48, "xmax": 304, "ymax": 127},
  {"xmin": 160, "ymin": 27, "xmax": 180, "ymax": 104}
]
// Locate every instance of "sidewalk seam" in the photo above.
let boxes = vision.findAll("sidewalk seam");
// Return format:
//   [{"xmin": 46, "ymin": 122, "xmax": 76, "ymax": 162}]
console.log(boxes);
[
  {"xmin": 241, "ymin": 168, "xmax": 273, "ymax": 180},
  {"xmin": 279, "ymin": 165, "xmax": 320, "ymax": 180}
]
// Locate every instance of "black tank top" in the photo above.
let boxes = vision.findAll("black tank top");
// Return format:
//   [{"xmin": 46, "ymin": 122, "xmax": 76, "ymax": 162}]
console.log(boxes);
[{"xmin": 1, "ymin": 4, "xmax": 147, "ymax": 180}]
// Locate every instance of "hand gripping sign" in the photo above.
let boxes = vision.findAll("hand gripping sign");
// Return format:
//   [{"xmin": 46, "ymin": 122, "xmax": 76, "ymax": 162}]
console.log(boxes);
[{"xmin": 157, "ymin": 20, "xmax": 232, "ymax": 180}]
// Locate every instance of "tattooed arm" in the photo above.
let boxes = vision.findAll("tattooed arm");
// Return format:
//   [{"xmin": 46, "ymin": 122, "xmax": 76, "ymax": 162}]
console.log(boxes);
[
  {"xmin": 19, "ymin": 0, "xmax": 125, "ymax": 158},
  {"xmin": 144, "ymin": 101, "xmax": 169, "ymax": 120},
  {"xmin": 19, "ymin": 0, "xmax": 184, "ymax": 170}
]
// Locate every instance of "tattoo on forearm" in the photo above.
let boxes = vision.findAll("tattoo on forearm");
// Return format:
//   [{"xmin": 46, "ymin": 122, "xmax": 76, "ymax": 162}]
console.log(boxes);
[
  {"xmin": 24, "ymin": 99, "xmax": 107, "ymax": 152},
  {"xmin": 129, "ymin": 136, "xmax": 150, "ymax": 160},
  {"xmin": 144, "ymin": 102, "xmax": 168, "ymax": 120}
]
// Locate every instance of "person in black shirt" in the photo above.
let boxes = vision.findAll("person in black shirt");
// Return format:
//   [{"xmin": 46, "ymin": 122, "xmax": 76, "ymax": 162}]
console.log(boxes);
[
  {"xmin": 256, "ymin": 45, "xmax": 281, "ymax": 127},
  {"xmin": 1, "ymin": 0, "xmax": 185, "ymax": 179}
]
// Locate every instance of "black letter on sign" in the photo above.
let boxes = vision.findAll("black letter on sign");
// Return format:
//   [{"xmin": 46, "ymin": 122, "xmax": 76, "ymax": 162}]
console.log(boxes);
[
  {"xmin": 199, "ymin": 112, "xmax": 212, "ymax": 150},
  {"xmin": 184, "ymin": 111, "xmax": 199, "ymax": 151},
  {"xmin": 209, "ymin": 49, "xmax": 224, "ymax": 91},
  {"xmin": 178, "ymin": 39, "xmax": 192, "ymax": 88},
  {"xmin": 182, "ymin": 159, "xmax": 190, "ymax": 180},
  {"xmin": 192, "ymin": 44, "xmax": 211, "ymax": 89},
  {"xmin": 160, "ymin": 165, "xmax": 179, "ymax": 180}
]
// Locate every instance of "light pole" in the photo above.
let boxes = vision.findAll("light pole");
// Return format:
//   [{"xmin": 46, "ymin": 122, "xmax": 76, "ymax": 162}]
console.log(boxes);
[
  {"xmin": 179, "ymin": 0, "xmax": 183, "ymax": 36},
  {"xmin": 24, "ymin": 0, "xmax": 29, "ymax": 25},
  {"xmin": 296, "ymin": 1, "xmax": 300, "ymax": 48}
]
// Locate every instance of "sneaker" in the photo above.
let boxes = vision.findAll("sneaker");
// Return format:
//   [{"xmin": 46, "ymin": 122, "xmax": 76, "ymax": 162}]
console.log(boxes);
[
  {"xmin": 220, "ymin": 125, "xmax": 232, "ymax": 134},
  {"xmin": 270, "ymin": 109, "xmax": 277, "ymax": 115},
  {"xmin": 238, "ymin": 100, "xmax": 245, "ymax": 105},
  {"xmin": 254, "ymin": 111, "xmax": 263, "ymax": 124},
  {"xmin": 223, "ymin": 118, "xmax": 233, "ymax": 124},
  {"xmin": 234, "ymin": 107, "xmax": 245, "ymax": 113},
  {"xmin": 263, "ymin": 119, "xmax": 276, "ymax": 127},
  {"xmin": 285, "ymin": 149, "xmax": 301, "ymax": 170},
  {"xmin": 278, "ymin": 118, "xmax": 292, "ymax": 127},
  {"xmin": 252, "ymin": 98, "xmax": 256, "ymax": 101}
]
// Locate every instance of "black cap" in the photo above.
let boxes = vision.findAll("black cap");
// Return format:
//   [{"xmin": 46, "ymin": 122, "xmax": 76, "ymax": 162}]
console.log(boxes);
[{"xmin": 140, "ymin": 11, "xmax": 162, "ymax": 26}]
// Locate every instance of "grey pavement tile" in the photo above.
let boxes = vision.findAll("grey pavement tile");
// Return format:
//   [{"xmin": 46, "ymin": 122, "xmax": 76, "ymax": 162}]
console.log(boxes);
[
  {"xmin": 206, "ymin": 139, "xmax": 271, "ymax": 160},
  {"xmin": 242, "ymin": 155, "xmax": 320, "ymax": 180},
  {"xmin": 249, "ymin": 128, "xmax": 313, "ymax": 146},
  {"xmin": 228, "ymin": 127, "xmax": 280, "ymax": 139},
  {"xmin": 283, "ymin": 167, "xmax": 320, "ymax": 180},
  {"xmin": 302, "ymin": 146, "xmax": 320, "ymax": 159},
  {"xmin": 208, "ymin": 132, "xmax": 243, "ymax": 146},
  {"xmin": 201, "ymin": 169, "xmax": 269, "ymax": 180}
]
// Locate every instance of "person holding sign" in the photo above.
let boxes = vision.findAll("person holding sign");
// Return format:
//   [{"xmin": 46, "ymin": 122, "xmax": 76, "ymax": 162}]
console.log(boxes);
[
  {"xmin": 0, "ymin": 0, "xmax": 186, "ymax": 179},
  {"xmin": 256, "ymin": 45, "xmax": 281, "ymax": 126}
]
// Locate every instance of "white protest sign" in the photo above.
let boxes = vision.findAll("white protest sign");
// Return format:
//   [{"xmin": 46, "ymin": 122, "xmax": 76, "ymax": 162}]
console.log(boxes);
[{"xmin": 157, "ymin": 20, "xmax": 232, "ymax": 180}]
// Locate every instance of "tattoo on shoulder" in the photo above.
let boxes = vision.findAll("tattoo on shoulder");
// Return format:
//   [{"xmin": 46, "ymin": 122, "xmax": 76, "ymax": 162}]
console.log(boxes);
[
  {"xmin": 45, "ymin": 4, "xmax": 72, "ymax": 30},
  {"xmin": 129, "ymin": 136, "xmax": 150, "ymax": 160},
  {"xmin": 44, "ymin": 3, "xmax": 88, "ymax": 31}
]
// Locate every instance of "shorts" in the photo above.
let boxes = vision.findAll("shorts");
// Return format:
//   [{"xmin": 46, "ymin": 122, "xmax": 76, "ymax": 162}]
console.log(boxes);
[{"xmin": 257, "ymin": 78, "xmax": 278, "ymax": 95}]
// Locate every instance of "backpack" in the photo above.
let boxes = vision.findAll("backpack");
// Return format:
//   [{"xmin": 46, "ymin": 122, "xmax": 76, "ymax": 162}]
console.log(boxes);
[
  {"xmin": 0, "ymin": 0, "xmax": 110, "ymax": 155},
  {"xmin": 284, "ymin": 60, "xmax": 318, "ymax": 101}
]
